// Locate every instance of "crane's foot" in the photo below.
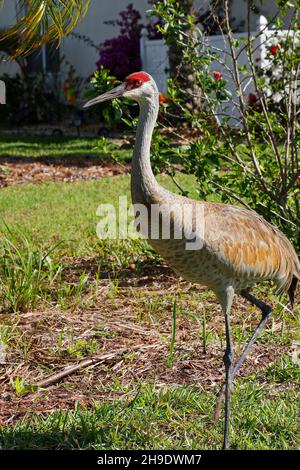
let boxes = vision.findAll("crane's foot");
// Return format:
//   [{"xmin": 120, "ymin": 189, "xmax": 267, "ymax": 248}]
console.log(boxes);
[{"xmin": 222, "ymin": 439, "xmax": 229, "ymax": 450}]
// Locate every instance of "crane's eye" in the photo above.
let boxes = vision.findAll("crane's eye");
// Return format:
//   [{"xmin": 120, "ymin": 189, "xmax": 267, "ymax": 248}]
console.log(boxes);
[{"xmin": 125, "ymin": 78, "xmax": 144, "ymax": 90}]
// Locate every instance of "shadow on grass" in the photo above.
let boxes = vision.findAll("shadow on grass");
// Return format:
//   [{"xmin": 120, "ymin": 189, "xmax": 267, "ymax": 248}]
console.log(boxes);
[
  {"xmin": 0, "ymin": 386, "xmax": 216, "ymax": 450},
  {"xmin": 0, "ymin": 153, "xmax": 111, "ymax": 166},
  {"xmin": 0, "ymin": 427, "xmax": 123, "ymax": 450},
  {"xmin": 0, "ymin": 135, "xmax": 131, "ymax": 165}
]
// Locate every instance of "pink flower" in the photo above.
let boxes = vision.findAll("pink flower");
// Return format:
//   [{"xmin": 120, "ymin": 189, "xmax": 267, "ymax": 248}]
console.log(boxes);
[{"xmin": 213, "ymin": 70, "xmax": 223, "ymax": 81}]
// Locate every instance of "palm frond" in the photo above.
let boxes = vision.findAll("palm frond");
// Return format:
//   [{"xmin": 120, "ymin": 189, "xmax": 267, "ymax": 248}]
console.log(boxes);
[{"xmin": 0, "ymin": 0, "xmax": 91, "ymax": 57}]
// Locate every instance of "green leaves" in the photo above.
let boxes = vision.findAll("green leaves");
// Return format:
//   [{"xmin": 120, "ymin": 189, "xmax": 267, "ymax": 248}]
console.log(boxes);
[
  {"xmin": 0, "ymin": 0, "xmax": 91, "ymax": 57},
  {"xmin": 150, "ymin": 0, "xmax": 300, "ymax": 252},
  {"xmin": 151, "ymin": 0, "xmax": 197, "ymax": 46},
  {"xmin": 0, "ymin": 229, "xmax": 63, "ymax": 313},
  {"xmin": 87, "ymin": 67, "xmax": 136, "ymax": 128}
]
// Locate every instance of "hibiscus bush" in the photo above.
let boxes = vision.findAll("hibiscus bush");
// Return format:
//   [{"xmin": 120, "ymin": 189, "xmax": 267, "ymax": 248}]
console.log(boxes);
[
  {"xmin": 257, "ymin": 31, "xmax": 300, "ymax": 116},
  {"xmin": 151, "ymin": 0, "xmax": 300, "ymax": 252}
]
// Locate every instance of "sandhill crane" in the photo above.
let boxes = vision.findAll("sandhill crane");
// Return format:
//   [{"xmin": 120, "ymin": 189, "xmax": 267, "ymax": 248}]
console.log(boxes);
[{"xmin": 83, "ymin": 71, "xmax": 300, "ymax": 450}]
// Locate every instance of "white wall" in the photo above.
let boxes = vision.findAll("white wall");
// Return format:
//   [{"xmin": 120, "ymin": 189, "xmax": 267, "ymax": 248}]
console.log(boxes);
[
  {"xmin": 0, "ymin": 1, "xmax": 17, "ymax": 28},
  {"xmin": 0, "ymin": 0, "xmax": 19, "ymax": 75},
  {"xmin": 230, "ymin": 0, "xmax": 294, "ymax": 31},
  {"xmin": 0, "ymin": 0, "xmax": 295, "ymax": 79}
]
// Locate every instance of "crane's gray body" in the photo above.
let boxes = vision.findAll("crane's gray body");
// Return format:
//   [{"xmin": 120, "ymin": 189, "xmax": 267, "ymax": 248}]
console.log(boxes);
[
  {"xmin": 83, "ymin": 71, "xmax": 299, "ymax": 449},
  {"xmin": 130, "ymin": 82, "xmax": 300, "ymax": 304}
]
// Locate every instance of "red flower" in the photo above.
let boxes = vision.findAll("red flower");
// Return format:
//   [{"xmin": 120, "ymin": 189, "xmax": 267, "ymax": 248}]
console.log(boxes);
[
  {"xmin": 213, "ymin": 70, "xmax": 223, "ymax": 81},
  {"xmin": 269, "ymin": 44, "xmax": 280, "ymax": 56},
  {"xmin": 159, "ymin": 92, "xmax": 168, "ymax": 104},
  {"xmin": 248, "ymin": 93, "xmax": 258, "ymax": 105}
]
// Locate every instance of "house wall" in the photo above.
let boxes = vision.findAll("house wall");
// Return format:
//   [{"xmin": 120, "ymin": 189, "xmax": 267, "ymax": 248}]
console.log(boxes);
[
  {"xmin": 230, "ymin": 0, "xmax": 294, "ymax": 31},
  {"xmin": 0, "ymin": 1, "xmax": 19, "ymax": 75},
  {"xmin": 0, "ymin": 0, "xmax": 295, "ymax": 79}
]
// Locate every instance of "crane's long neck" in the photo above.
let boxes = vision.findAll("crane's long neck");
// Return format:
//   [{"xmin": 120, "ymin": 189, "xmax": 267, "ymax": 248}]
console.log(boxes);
[{"xmin": 131, "ymin": 96, "xmax": 161, "ymax": 205}]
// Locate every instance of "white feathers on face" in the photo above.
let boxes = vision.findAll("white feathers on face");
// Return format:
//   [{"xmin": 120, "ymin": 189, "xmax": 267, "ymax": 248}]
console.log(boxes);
[{"xmin": 123, "ymin": 80, "xmax": 159, "ymax": 104}]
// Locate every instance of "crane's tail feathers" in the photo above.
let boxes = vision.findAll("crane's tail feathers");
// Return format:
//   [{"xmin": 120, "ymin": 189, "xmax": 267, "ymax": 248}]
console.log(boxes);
[{"xmin": 288, "ymin": 275, "xmax": 298, "ymax": 307}]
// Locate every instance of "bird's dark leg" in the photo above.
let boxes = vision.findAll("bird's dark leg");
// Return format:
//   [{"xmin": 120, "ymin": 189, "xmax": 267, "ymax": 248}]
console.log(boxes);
[
  {"xmin": 233, "ymin": 290, "xmax": 272, "ymax": 375},
  {"xmin": 214, "ymin": 290, "xmax": 272, "ymax": 424},
  {"xmin": 223, "ymin": 304, "xmax": 234, "ymax": 450},
  {"xmin": 218, "ymin": 286, "xmax": 235, "ymax": 450}
]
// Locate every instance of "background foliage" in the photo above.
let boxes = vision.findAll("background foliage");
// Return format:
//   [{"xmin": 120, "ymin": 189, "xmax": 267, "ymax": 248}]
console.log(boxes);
[{"xmin": 150, "ymin": 0, "xmax": 300, "ymax": 253}]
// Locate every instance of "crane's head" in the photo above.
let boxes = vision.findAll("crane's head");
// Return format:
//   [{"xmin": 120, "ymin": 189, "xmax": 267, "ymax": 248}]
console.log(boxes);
[{"xmin": 83, "ymin": 71, "xmax": 158, "ymax": 109}]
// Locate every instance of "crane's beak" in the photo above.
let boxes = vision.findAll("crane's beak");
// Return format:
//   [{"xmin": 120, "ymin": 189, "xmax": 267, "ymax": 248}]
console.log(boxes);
[{"xmin": 83, "ymin": 84, "xmax": 125, "ymax": 109}]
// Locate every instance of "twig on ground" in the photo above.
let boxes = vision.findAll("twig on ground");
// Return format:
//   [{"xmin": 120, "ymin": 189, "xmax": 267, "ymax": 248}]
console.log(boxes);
[{"xmin": 34, "ymin": 343, "xmax": 163, "ymax": 390}]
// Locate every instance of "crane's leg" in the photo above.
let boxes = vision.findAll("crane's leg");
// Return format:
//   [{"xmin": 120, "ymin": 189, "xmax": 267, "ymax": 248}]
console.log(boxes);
[
  {"xmin": 219, "ymin": 286, "xmax": 235, "ymax": 450},
  {"xmin": 232, "ymin": 290, "xmax": 272, "ymax": 375},
  {"xmin": 214, "ymin": 290, "xmax": 272, "ymax": 423}
]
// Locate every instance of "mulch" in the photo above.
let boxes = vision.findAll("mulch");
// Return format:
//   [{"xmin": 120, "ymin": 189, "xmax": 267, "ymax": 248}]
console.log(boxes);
[
  {"xmin": 0, "ymin": 156, "xmax": 130, "ymax": 187},
  {"xmin": 0, "ymin": 268, "xmax": 292, "ymax": 425}
]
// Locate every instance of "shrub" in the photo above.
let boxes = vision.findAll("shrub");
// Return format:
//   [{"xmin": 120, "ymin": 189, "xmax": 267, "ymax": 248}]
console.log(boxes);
[
  {"xmin": 85, "ymin": 66, "xmax": 138, "ymax": 128},
  {"xmin": 0, "ymin": 72, "xmax": 66, "ymax": 126},
  {"xmin": 151, "ymin": 0, "xmax": 300, "ymax": 253},
  {"xmin": 96, "ymin": 4, "xmax": 142, "ymax": 80}
]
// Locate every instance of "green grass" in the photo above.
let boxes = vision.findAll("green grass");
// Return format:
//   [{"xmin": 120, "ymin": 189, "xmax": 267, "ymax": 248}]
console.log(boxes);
[
  {"xmin": 0, "ymin": 135, "xmax": 299, "ymax": 450},
  {"xmin": 0, "ymin": 173, "xmax": 199, "ymax": 314},
  {"xmin": 0, "ymin": 380, "xmax": 299, "ymax": 450},
  {"xmin": 0, "ymin": 174, "xmax": 199, "ymax": 256},
  {"xmin": 0, "ymin": 135, "xmax": 129, "ymax": 161},
  {"xmin": 0, "ymin": 231, "xmax": 63, "ymax": 313}
]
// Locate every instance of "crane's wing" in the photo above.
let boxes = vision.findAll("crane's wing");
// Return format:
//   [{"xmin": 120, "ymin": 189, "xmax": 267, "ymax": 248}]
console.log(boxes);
[{"xmin": 203, "ymin": 203, "xmax": 300, "ymax": 295}]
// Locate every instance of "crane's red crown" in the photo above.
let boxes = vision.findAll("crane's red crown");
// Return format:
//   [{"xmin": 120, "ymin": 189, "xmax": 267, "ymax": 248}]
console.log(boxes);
[{"xmin": 125, "ymin": 72, "xmax": 151, "ymax": 90}]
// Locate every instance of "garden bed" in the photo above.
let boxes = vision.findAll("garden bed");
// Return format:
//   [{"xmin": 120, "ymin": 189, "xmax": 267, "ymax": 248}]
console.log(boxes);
[
  {"xmin": 0, "ymin": 156, "xmax": 129, "ymax": 187},
  {"xmin": 0, "ymin": 139, "xmax": 298, "ymax": 450},
  {"xmin": 0, "ymin": 270, "xmax": 294, "ymax": 427}
]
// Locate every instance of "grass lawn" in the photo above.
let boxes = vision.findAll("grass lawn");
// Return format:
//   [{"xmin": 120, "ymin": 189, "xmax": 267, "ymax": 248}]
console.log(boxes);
[
  {"xmin": 0, "ymin": 135, "xmax": 130, "ymax": 161},
  {"xmin": 0, "ymin": 173, "xmax": 199, "ymax": 255},
  {"xmin": 0, "ymin": 135, "xmax": 299, "ymax": 450},
  {"xmin": 1, "ymin": 383, "xmax": 299, "ymax": 450}
]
